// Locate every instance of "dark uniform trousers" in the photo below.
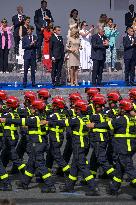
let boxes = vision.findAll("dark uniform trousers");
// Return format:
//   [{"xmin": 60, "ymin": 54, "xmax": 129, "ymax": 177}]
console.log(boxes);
[
  {"xmin": 92, "ymin": 60, "xmax": 104, "ymax": 85},
  {"xmin": 23, "ymin": 59, "xmax": 36, "ymax": 86}
]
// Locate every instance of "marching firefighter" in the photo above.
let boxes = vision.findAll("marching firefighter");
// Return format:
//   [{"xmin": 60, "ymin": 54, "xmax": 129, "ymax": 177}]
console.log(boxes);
[
  {"xmin": 89, "ymin": 94, "xmax": 116, "ymax": 179},
  {"xmin": 87, "ymin": 99, "xmax": 136, "ymax": 195},
  {"xmin": 42, "ymin": 100, "xmax": 100, "ymax": 196},
  {"xmin": 1, "ymin": 99, "xmax": 56, "ymax": 193},
  {"xmin": 1, "ymin": 96, "xmax": 26, "ymax": 172},
  {"xmin": 62, "ymin": 92, "xmax": 82, "ymax": 165},
  {"xmin": 46, "ymin": 97, "xmax": 70, "ymax": 174}
]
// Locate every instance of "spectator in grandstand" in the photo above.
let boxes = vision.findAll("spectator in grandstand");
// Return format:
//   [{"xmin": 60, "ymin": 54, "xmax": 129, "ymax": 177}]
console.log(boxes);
[{"xmin": 0, "ymin": 18, "xmax": 13, "ymax": 73}]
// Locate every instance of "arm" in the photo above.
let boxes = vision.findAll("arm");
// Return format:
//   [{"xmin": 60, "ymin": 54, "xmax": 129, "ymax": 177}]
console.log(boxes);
[
  {"xmin": 47, "ymin": 10, "xmax": 54, "ymax": 22},
  {"xmin": 125, "ymin": 13, "xmax": 129, "ymax": 27},
  {"xmin": 123, "ymin": 37, "xmax": 134, "ymax": 50},
  {"xmin": 22, "ymin": 37, "xmax": 32, "ymax": 50},
  {"xmin": 49, "ymin": 36, "xmax": 54, "ymax": 59}
]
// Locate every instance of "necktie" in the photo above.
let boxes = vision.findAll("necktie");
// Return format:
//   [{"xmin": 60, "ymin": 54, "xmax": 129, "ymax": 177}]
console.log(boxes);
[
  {"xmin": 43, "ymin": 12, "xmax": 46, "ymax": 17},
  {"xmin": 19, "ymin": 16, "xmax": 22, "ymax": 22}
]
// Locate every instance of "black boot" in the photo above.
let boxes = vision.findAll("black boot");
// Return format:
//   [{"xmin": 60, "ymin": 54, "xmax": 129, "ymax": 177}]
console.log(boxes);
[
  {"xmin": 85, "ymin": 187, "xmax": 100, "ymax": 196},
  {"xmin": 16, "ymin": 181, "xmax": 28, "ymax": 190},
  {"xmin": 41, "ymin": 185, "xmax": 56, "ymax": 193},
  {"xmin": 0, "ymin": 183, "xmax": 12, "ymax": 191},
  {"xmin": 59, "ymin": 184, "xmax": 74, "ymax": 193}
]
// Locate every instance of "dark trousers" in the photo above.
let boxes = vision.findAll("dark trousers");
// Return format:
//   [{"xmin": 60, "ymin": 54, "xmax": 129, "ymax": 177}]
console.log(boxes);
[
  {"xmin": 0, "ymin": 141, "xmax": 9, "ymax": 184},
  {"xmin": 111, "ymin": 153, "xmax": 136, "ymax": 191},
  {"xmin": 22, "ymin": 141, "xmax": 53, "ymax": 188},
  {"xmin": 0, "ymin": 48, "xmax": 9, "ymax": 72},
  {"xmin": 23, "ymin": 59, "xmax": 36, "ymax": 86},
  {"xmin": 90, "ymin": 141, "xmax": 115, "ymax": 177},
  {"xmin": 51, "ymin": 58, "xmax": 64, "ymax": 85},
  {"xmin": 14, "ymin": 35, "xmax": 20, "ymax": 55},
  {"xmin": 37, "ymin": 34, "xmax": 43, "ymax": 60},
  {"xmin": 46, "ymin": 140, "xmax": 68, "ymax": 170},
  {"xmin": 92, "ymin": 60, "xmax": 104, "ymax": 85},
  {"xmin": 67, "ymin": 145, "xmax": 96, "ymax": 190},
  {"xmin": 63, "ymin": 131, "xmax": 73, "ymax": 164},
  {"xmin": 124, "ymin": 59, "xmax": 135, "ymax": 84}
]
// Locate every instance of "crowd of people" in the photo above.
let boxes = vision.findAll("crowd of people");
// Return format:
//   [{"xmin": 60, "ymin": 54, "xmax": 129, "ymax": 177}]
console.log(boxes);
[
  {"xmin": 0, "ymin": 88, "xmax": 135, "ymax": 196},
  {"xmin": 0, "ymin": 1, "xmax": 136, "ymax": 87}
]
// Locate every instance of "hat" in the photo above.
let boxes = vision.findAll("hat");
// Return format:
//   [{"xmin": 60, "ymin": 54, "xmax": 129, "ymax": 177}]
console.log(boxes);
[{"xmin": 1, "ymin": 18, "xmax": 7, "ymax": 23}]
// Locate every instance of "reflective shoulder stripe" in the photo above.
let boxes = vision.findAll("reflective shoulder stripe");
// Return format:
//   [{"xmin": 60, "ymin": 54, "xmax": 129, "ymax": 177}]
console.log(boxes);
[
  {"xmin": 65, "ymin": 119, "xmax": 69, "ymax": 127},
  {"xmin": 132, "ymin": 179, "xmax": 136, "ymax": 184},
  {"xmin": 133, "ymin": 103, "xmax": 136, "ymax": 111},
  {"xmin": 71, "ymin": 109, "xmax": 76, "ymax": 117},
  {"xmin": 108, "ymin": 120, "xmax": 114, "ymax": 131},
  {"xmin": 55, "ymin": 113, "xmax": 61, "ymax": 120},
  {"xmin": 35, "ymin": 116, "xmax": 41, "ymax": 128},
  {"xmin": 22, "ymin": 118, "xmax": 26, "ymax": 126},
  {"xmin": 0, "ymin": 173, "xmax": 9, "ymax": 180},
  {"xmin": 89, "ymin": 103, "xmax": 95, "ymax": 114},
  {"xmin": 99, "ymin": 113, "xmax": 105, "ymax": 123}
]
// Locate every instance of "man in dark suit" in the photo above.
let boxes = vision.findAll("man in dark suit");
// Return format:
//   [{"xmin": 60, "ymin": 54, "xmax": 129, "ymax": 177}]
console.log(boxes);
[
  {"xmin": 34, "ymin": 0, "xmax": 54, "ymax": 62},
  {"xmin": 91, "ymin": 27, "xmax": 109, "ymax": 86},
  {"xmin": 125, "ymin": 4, "xmax": 136, "ymax": 29},
  {"xmin": 49, "ymin": 26, "xmax": 64, "ymax": 87},
  {"xmin": 12, "ymin": 5, "xmax": 26, "ymax": 55},
  {"xmin": 123, "ymin": 27, "xmax": 136, "ymax": 86},
  {"xmin": 22, "ymin": 26, "xmax": 37, "ymax": 88}
]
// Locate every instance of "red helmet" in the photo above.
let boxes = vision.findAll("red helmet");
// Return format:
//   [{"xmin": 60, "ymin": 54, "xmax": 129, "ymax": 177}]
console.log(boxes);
[
  {"xmin": 119, "ymin": 99, "xmax": 133, "ymax": 111},
  {"xmin": 0, "ymin": 90, "xmax": 8, "ymax": 100},
  {"xmin": 86, "ymin": 88, "xmax": 99, "ymax": 97},
  {"xmin": 129, "ymin": 88, "xmax": 136, "ymax": 100},
  {"xmin": 69, "ymin": 93, "xmax": 82, "ymax": 103},
  {"xmin": 52, "ymin": 96, "xmax": 65, "ymax": 102},
  {"xmin": 32, "ymin": 99, "xmax": 46, "ymax": 110},
  {"xmin": 6, "ymin": 96, "xmax": 19, "ymax": 108},
  {"xmin": 107, "ymin": 91, "xmax": 121, "ymax": 102},
  {"xmin": 24, "ymin": 91, "xmax": 36, "ymax": 103},
  {"xmin": 52, "ymin": 97, "xmax": 65, "ymax": 109},
  {"xmin": 37, "ymin": 88, "xmax": 51, "ymax": 99},
  {"xmin": 92, "ymin": 94, "xmax": 106, "ymax": 105},
  {"xmin": 74, "ymin": 100, "xmax": 88, "ymax": 112}
]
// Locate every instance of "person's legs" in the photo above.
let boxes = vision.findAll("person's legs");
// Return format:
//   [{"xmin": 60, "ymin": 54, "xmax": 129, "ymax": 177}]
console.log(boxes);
[
  {"xmin": 124, "ymin": 59, "xmax": 131, "ymax": 85},
  {"xmin": 30, "ymin": 58, "xmax": 36, "ymax": 86},
  {"xmin": 97, "ymin": 60, "xmax": 104, "ymax": 85},
  {"xmin": 3, "ymin": 48, "xmax": 9, "ymax": 73},
  {"xmin": 74, "ymin": 66, "xmax": 79, "ymax": 85},
  {"xmin": 70, "ymin": 67, "xmax": 74, "ymax": 85},
  {"xmin": 37, "ymin": 34, "xmax": 43, "ymax": 62},
  {"xmin": 51, "ymin": 61, "xmax": 58, "ymax": 85},
  {"xmin": 23, "ymin": 59, "xmax": 30, "ymax": 86},
  {"xmin": 92, "ymin": 60, "xmax": 99, "ymax": 85},
  {"xmin": 14, "ymin": 35, "xmax": 20, "ymax": 55},
  {"xmin": 56, "ymin": 58, "xmax": 64, "ymax": 85}
]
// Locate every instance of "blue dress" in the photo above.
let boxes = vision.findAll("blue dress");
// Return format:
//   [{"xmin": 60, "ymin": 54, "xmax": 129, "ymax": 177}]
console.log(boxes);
[{"xmin": 104, "ymin": 26, "xmax": 119, "ymax": 69}]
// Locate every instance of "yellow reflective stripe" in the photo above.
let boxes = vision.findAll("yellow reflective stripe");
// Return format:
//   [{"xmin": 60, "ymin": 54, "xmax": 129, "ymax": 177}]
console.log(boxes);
[
  {"xmin": 108, "ymin": 121, "xmax": 114, "ymax": 131},
  {"xmin": 133, "ymin": 103, "xmax": 136, "ymax": 111},
  {"xmin": 93, "ymin": 128, "xmax": 107, "ymax": 133},
  {"xmin": 1, "ymin": 173, "xmax": 8, "ymax": 180},
  {"xmin": 69, "ymin": 175, "xmax": 77, "ymax": 181},
  {"xmin": 99, "ymin": 113, "xmax": 105, "ymax": 123},
  {"xmin": 132, "ymin": 179, "xmax": 136, "ymax": 184},
  {"xmin": 127, "ymin": 139, "xmax": 131, "ymax": 152},
  {"xmin": 106, "ymin": 167, "xmax": 115, "ymax": 175},
  {"xmin": 114, "ymin": 134, "xmax": 136, "ymax": 138},
  {"xmin": 89, "ymin": 104, "xmax": 95, "ymax": 114},
  {"xmin": 85, "ymin": 175, "xmax": 94, "ymax": 181},
  {"xmin": 62, "ymin": 165, "xmax": 70, "ymax": 172},
  {"xmin": 42, "ymin": 173, "xmax": 51, "ymax": 180},
  {"xmin": 90, "ymin": 170, "xmax": 97, "ymax": 175},
  {"xmin": 18, "ymin": 164, "xmax": 26, "ymax": 170},
  {"xmin": 25, "ymin": 170, "xmax": 33, "ymax": 177},
  {"xmin": 86, "ymin": 160, "xmax": 89, "ymax": 165},
  {"xmin": 0, "ymin": 133, "xmax": 3, "ymax": 137},
  {"xmin": 4, "ymin": 126, "xmax": 17, "ymax": 131},
  {"xmin": 71, "ymin": 109, "xmax": 76, "ymax": 117},
  {"xmin": 50, "ymin": 128, "xmax": 63, "ymax": 133},
  {"xmin": 11, "ymin": 131, "xmax": 15, "ymax": 140},
  {"xmin": 29, "ymin": 131, "xmax": 46, "ymax": 135},
  {"xmin": 100, "ymin": 133, "xmax": 104, "ymax": 142},
  {"xmin": 65, "ymin": 119, "xmax": 69, "ymax": 127},
  {"xmin": 22, "ymin": 118, "xmax": 26, "ymax": 126},
  {"xmin": 113, "ymin": 176, "xmax": 122, "ymax": 183}
]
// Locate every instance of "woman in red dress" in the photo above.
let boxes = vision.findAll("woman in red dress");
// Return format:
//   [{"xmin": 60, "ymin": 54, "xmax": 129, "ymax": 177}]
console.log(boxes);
[{"xmin": 42, "ymin": 20, "xmax": 53, "ymax": 72}]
